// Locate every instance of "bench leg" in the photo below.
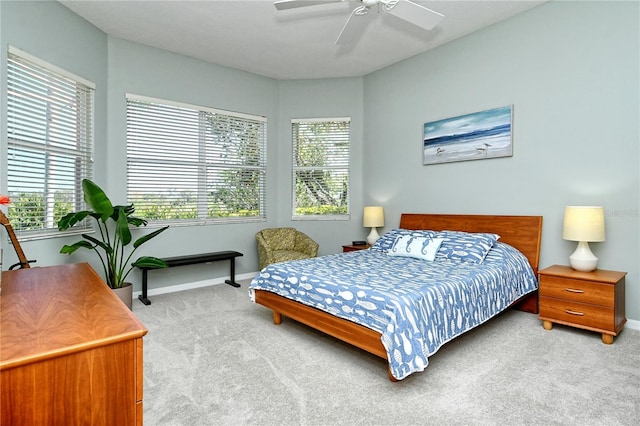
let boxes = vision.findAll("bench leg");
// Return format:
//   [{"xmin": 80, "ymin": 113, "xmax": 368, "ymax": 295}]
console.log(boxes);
[
  {"xmin": 138, "ymin": 269, "xmax": 152, "ymax": 305},
  {"xmin": 224, "ymin": 257, "xmax": 241, "ymax": 288}
]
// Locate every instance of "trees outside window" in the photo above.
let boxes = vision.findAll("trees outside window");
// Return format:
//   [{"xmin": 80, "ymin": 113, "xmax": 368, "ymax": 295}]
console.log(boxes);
[
  {"xmin": 6, "ymin": 47, "xmax": 94, "ymax": 239},
  {"xmin": 126, "ymin": 95, "xmax": 266, "ymax": 225},
  {"xmin": 292, "ymin": 118, "xmax": 350, "ymax": 218}
]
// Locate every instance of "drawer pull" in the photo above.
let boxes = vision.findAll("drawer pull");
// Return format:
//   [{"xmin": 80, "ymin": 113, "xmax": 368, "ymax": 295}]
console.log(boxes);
[
  {"xmin": 564, "ymin": 288, "xmax": 585, "ymax": 294},
  {"xmin": 565, "ymin": 309, "xmax": 584, "ymax": 316}
]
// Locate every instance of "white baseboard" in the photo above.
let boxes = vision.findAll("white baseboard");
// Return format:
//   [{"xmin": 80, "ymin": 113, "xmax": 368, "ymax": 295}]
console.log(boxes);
[
  {"xmin": 132, "ymin": 275, "xmax": 640, "ymax": 330},
  {"xmin": 133, "ymin": 271, "xmax": 258, "ymax": 299},
  {"xmin": 625, "ymin": 318, "xmax": 640, "ymax": 331}
]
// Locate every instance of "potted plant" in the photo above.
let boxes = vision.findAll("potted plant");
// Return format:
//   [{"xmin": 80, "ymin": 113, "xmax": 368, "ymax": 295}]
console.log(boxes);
[{"xmin": 58, "ymin": 179, "xmax": 168, "ymax": 308}]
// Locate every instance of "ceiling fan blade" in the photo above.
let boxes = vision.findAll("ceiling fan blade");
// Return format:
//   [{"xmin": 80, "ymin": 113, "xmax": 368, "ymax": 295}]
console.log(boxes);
[
  {"xmin": 386, "ymin": 0, "xmax": 444, "ymax": 31},
  {"xmin": 274, "ymin": 0, "xmax": 344, "ymax": 10},
  {"xmin": 335, "ymin": 6, "xmax": 372, "ymax": 45}
]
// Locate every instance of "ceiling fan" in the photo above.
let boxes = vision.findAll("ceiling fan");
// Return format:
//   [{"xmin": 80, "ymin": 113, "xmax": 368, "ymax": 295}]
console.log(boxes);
[{"xmin": 274, "ymin": 0, "xmax": 445, "ymax": 45}]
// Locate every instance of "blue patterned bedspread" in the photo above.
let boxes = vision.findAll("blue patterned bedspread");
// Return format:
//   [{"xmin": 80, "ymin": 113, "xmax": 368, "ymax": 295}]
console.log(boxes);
[{"xmin": 249, "ymin": 242, "xmax": 537, "ymax": 380}]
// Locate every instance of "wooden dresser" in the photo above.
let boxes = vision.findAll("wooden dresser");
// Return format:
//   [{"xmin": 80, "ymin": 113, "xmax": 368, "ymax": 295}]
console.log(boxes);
[
  {"xmin": 1, "ymin": 263, "xmax": 148, "ymax": 425},
  {"xmin": 538, "ymin": 264, "xmax": 626, "ymax": 344}
]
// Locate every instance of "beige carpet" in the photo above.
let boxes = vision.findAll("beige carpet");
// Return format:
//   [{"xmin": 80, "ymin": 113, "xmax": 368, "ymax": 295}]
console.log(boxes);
[{"xmin": 132, "ymin": 280, "xmax": 640, "ymax": 425}]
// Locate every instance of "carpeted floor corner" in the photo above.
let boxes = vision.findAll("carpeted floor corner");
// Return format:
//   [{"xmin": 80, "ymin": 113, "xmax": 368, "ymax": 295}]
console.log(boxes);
[{"xmin": 132, "ymin": 281, "xmax": 640, "ymax": 425}]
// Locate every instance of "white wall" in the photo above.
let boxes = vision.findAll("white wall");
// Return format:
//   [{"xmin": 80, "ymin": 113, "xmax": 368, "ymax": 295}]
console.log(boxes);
[{"xmin": 363, "ymin": 0, "xmax": 639, "ymax": 320}]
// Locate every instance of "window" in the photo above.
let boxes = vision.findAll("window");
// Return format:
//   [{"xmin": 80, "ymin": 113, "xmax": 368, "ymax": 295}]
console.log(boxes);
[
  {"xmin": 6, "ymin": 47, "xmax": 94, "ymax": 239},
  {"xmin": 292, "ymin": 117, "xmax": 350, "ymax": 219},
  {"xmin": 126, "ymin": 95, "xmax": 266, "ymax": 225}
]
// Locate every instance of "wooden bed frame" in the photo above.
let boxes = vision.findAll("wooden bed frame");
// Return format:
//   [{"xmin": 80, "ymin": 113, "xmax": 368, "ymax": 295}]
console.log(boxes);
[{"xmin": 254, "ymin": 213, "xmax": 543, "ymax": 381}]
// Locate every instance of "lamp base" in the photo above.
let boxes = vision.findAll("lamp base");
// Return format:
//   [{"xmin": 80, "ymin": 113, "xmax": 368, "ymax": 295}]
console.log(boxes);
[
  {"xmin": 366, "ymin": 227, "xmax": 380, "ymax": 245},
  {"xmin": 569, "ymin": 241, "xmax": 598, "ymax": 272}
]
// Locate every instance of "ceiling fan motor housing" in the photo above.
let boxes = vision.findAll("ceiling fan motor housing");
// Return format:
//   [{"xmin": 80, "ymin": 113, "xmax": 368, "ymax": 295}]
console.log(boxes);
[
  {"xmin": 361, "ymin": 0, "xmax": 400, "ymax": 12},
  {"xmin": 275, "ymin": 0, "xmax": 444, "ymax": 46}
]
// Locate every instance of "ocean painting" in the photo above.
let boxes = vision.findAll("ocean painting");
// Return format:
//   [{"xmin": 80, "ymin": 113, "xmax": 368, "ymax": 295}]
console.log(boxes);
[{"xmin": 423, "ymin": 105, "xmax": 513, "ymax": 165}]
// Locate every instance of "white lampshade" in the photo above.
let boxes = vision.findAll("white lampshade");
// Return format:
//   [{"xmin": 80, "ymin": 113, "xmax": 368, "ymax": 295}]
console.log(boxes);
[
  {"xmin": 363, "ymin": 206, "xmax": 384, "ymax": 245},
  {"xmin": 562, "ymin": 206, "xmax": 605, "ymax": 272},
  {"xmin": 363, "ymin": 206, "xmax": 384, "ymax": 227},
  {"xmin": 562, "ymin": 206, "xmax": 605, "ymax": 242}
]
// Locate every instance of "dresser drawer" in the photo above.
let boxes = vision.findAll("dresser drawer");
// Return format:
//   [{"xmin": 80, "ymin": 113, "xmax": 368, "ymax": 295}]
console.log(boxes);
[
  {"xmin": 539, "ymin": 275, "xmax": 614, "ymax": 307},
  {"xmin": 539, "ymin": 297, "xmax": 614, "ymax": 331}
]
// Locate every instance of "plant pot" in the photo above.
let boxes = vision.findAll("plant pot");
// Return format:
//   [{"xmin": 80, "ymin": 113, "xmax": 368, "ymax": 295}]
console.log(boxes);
[{"xmin": 112, "ymin": 282, "xmax": 133, "ymax": 310}]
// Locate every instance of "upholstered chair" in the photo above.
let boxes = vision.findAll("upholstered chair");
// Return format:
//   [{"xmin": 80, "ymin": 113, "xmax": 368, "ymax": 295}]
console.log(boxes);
[{"xmin": 256, "ymin": 227, "xmax": 319, "ymax": 270}]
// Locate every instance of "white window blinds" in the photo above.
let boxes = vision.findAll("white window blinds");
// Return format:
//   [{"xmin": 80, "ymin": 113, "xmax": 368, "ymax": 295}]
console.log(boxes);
[
  {"xmin": 126, "ymin": 95, "xmax": 267, "ymax": 225},
  {"xmin": 292, "ymin": 117, "xmax": 350, "ymax": 219},
  {"xmin": 6, "ymin": 47, "xmax": 95, "ymax": 239}
]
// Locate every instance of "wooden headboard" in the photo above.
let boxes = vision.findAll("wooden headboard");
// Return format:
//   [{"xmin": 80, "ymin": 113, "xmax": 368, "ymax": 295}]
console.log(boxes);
[{"xmin": 399, "ymin": 213, "xmax": 543, "ymax": 275}]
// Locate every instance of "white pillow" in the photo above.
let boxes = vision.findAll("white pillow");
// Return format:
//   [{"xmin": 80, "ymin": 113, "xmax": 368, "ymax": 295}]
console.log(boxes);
[
  {"xmin": 387, "ymin": 236, "xmax": 444, "ymax": 262},
  {"xmin": 369, "ymin": 229, "xmax": 436, "ymax": 252}
]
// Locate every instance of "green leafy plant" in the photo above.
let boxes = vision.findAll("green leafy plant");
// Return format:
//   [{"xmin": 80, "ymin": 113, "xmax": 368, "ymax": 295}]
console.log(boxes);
[{"xmin": 58, "ymin": 179, "xmax": 169, "ymax": 289}]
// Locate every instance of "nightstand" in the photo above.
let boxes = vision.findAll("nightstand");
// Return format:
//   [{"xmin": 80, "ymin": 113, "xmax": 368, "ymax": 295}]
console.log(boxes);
[
  {"xmin": 538, "ymin": 265, "xmax": 626, "ymax": 344},
  {"xmin": 342, "ymin": 244, "xmax": 370, "ymax": 252}
]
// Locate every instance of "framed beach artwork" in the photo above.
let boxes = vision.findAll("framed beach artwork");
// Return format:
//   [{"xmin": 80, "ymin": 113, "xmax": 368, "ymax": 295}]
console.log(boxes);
[{"xmin": 423, "ymin": 105, "xmax": 513, "ymax": 165}]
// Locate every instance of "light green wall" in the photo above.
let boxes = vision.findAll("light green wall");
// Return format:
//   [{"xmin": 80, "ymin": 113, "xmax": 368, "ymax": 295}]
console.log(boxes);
[
  {"xmin": 363, "ymin": 0, "xmax": 639, "ymax": 320},
  {"xmin": 103, "ymin": 37, "xmax": 281, "ymax": 287},
  {"xmin": 277, "ymin": 78, "xmax": 365, "ymax": 255},
  {"xmin": 0, "ymin": 0, "xmax": 365, "ymax": 291},
  {"xmin": 2, "ymin": 1, "xmax": 638, "ymax": 321},
  {"xmin": 0, "ymin": 0, "xmax": 108, "ymax": 273}
]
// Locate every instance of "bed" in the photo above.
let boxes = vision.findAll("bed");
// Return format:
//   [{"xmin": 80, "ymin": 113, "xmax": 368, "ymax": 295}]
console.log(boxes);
[{"xmin": 249, "ymin": 213, "xmax": 543, "ymax": 381}]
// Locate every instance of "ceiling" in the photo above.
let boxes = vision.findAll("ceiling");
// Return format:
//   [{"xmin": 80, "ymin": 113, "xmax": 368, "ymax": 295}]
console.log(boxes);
[{"xmin": 59, "ymin": 0, "xmax": 547, "ymax": 80}]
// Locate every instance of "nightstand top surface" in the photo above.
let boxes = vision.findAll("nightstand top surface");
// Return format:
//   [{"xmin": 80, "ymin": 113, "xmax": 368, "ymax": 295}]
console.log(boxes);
[
  {"xmin": 539, "ymin": 264, "xmax": 626, "ymax": 283},
  {"xmin": 342, "ymin": 244, "xmax": 371, "ymax": 250}
]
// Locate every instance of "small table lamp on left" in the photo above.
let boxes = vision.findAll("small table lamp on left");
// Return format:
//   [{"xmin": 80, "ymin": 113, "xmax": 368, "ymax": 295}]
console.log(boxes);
[{"xmin": 363, "ymin": 206, "xmax": 384, "ymax": 245}]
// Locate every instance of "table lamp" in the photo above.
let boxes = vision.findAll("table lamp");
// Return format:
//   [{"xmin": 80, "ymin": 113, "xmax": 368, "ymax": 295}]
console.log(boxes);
[
  {"xmin": 562, "ymin": 206, "xmax": 605, "ymax": 272},
  {"xmin": 363, "ymin": 206, "xmax": 384, "ymax": 245}
]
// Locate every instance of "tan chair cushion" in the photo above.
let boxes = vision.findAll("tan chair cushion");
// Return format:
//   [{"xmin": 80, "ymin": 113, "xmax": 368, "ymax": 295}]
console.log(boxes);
[{"xmin": 271, "ymin": 250, "xmax": 312, "ymax": 265}]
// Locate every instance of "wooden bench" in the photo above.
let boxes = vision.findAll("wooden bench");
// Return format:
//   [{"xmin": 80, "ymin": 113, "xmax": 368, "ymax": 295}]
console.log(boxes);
[{"xmin": 137, "ymin": 250, "xmax": 243, "ymax": 305}]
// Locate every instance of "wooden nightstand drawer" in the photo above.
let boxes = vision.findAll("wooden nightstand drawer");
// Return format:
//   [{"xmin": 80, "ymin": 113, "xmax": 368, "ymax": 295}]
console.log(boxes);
[
  {"xmin": 538, "ymin": 265, "xmax": 626, "ymax": 344},
  {"xmin": 539, "ymin": 297, "xmax": 614, "ymax": 331},
  {"xmin": 538, "ymin": 275, "xmax": 614, "ymax": 307}
]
